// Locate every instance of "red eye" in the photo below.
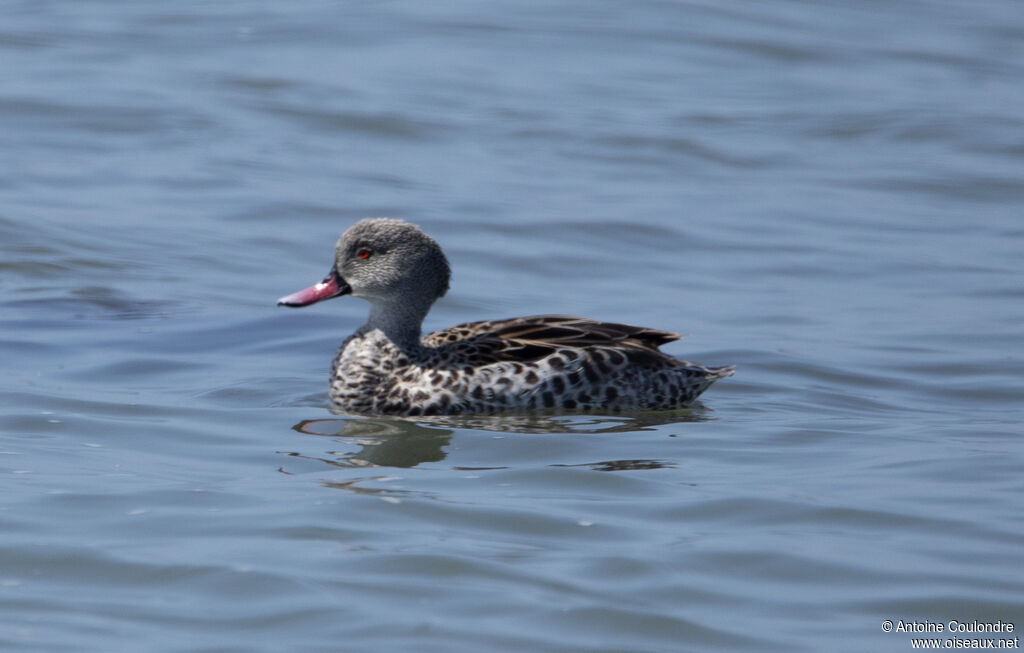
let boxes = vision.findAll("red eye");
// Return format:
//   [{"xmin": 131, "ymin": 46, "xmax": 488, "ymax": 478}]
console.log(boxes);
[{"xmin": 356, "ymin": 248, "xmax": 372, "ymax": 259}]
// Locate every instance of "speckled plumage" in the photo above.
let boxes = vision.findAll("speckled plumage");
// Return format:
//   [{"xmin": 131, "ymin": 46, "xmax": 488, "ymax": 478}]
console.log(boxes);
[{"xmin": 279, "ymin": 219, "xmax": 733, "ymax": 416}]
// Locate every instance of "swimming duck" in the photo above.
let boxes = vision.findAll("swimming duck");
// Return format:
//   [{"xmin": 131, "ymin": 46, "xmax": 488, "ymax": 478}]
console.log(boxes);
[{"xmin": 278, "ymin": 218, "xmax": 732, "ymax": 415}]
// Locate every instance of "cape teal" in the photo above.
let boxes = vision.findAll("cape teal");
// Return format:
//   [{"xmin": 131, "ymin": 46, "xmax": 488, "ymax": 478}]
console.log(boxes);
[{"xmin": 279, "ymin": 218, "xmax": 733, "ymax": 415}]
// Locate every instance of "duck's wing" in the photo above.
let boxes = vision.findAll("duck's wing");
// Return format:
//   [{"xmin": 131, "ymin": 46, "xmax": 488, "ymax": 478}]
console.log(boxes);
[{"xmin": 423, "ymin": 315, "xmax": 682, "ymax": 365}]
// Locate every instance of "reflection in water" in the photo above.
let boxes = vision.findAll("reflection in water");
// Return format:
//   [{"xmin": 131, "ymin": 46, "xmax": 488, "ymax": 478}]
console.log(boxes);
[
  {"xmin": 286, "ymin": 409, "xmax": 713, "ymax": 476},
  {"xmin": 550, "ymin": 459, "xmax": 676, "ymax": 472},
  {"xmin": 319, "ymin": 476, "xmax": 433, "ymax": 501},
  {"xmin": 292, "ymin": 418, "xmax": 452, "ymax": 468},
  {"xmin": 390, "ymin": 408, "xmax": 714, "ymax": 435}
]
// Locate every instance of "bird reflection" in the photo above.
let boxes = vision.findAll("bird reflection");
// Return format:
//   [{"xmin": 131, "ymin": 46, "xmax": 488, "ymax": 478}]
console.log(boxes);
[
  {"xmin": 284, "ymin": 407, "xmax": 713, "ymax": 476},
  {"xmin": 291, "ymin": 417, "xmax": 452, "ymax": 468},
  {"xmin": 550, "ymin": 459, "xmax": 676, "ymax": 472}
]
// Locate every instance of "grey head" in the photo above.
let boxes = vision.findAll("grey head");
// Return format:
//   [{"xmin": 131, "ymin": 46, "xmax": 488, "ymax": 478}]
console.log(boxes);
[
  {"xmin": 277, "ymin": 218, "xmax": 450, "ymax": 319},
  {"xmin": 334, "ymin": 218, "xmax": 451, "ymax": 305}
]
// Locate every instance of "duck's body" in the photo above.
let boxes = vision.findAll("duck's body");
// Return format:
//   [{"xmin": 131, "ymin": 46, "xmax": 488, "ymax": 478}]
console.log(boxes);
[
  {"xmin": 330, "ymin": 315, "xmax": 732, "ymax": 415},
  {"xmin": 279, "ymin": 219, "xmax": 732, "ymax": 416}
]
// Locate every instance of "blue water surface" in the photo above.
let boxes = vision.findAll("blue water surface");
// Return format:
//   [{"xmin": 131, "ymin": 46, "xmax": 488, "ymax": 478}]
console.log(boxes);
[{"xmin": 2, "ymin": 1, "xmax": 1022, "ymax": 651}]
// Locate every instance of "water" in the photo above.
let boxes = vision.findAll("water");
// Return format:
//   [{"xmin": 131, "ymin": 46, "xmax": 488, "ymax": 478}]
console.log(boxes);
[{"xmin": 2, "ymin": 1, "xmax": 1023, "ymax": 651}]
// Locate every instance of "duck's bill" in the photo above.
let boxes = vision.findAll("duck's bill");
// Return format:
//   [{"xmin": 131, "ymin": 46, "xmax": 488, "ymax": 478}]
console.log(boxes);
[{"xmin": 277, "ymin": 271, "xmax": 351, "ymax": 307}]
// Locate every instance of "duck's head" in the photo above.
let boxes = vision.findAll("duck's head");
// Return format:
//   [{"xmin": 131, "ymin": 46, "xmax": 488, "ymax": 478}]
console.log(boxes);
[{"xmin": 277, "ymin": 218, "xmax": 451, "ymax": 309}]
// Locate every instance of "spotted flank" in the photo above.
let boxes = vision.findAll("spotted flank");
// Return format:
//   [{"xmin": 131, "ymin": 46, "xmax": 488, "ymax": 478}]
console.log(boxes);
[{"xmin": 279, "ymin": 218, "xmax": 733, "ymax": 415}]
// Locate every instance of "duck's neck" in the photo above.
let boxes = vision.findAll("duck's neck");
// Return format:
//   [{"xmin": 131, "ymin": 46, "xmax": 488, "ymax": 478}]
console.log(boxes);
[{"xmin": 360, "ymin": 299, "xmax": 430, "ymax": 352}]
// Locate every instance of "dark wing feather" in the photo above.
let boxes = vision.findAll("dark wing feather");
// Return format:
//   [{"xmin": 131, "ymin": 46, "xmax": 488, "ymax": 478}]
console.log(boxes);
[{"xmin": 422, "ymin": 315, "xmax": 682, "ymax": 366}]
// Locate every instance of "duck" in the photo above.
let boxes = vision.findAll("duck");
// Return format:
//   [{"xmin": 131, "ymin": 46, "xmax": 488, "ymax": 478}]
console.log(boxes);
[{"xmin": 278, "ymin": 218, "xmax": 732, "ymax": 416}]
